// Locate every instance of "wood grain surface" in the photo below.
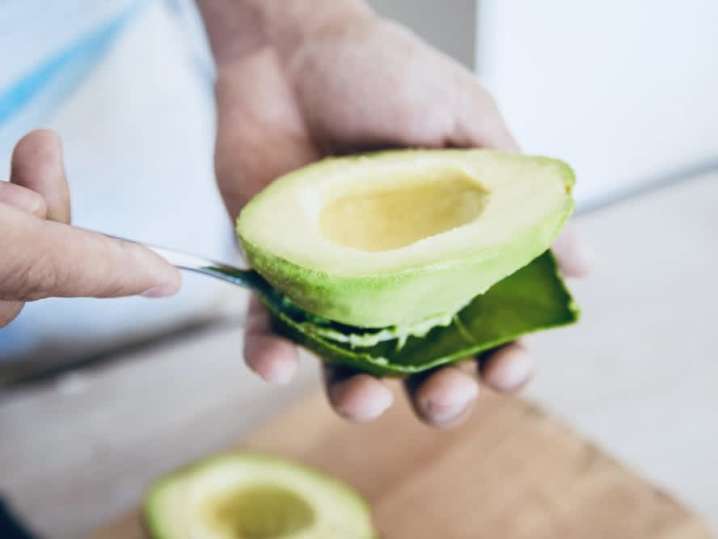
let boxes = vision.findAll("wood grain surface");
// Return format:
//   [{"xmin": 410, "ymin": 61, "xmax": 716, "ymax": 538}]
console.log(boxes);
[{"xmin": 92, "ymin": 388, "xmax": 711, "ymax": 539}]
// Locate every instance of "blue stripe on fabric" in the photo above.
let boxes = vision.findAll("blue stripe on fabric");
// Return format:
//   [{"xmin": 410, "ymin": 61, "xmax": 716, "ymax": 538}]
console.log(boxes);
[{"xmin": 0, "ymin": 1, "xmax": 145, "ymax": 127}]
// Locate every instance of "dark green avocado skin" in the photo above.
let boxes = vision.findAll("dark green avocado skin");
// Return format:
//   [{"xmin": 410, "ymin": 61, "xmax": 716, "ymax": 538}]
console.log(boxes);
[{"xmin": 261, "ymin": 250, "xmax": 579, "ymax": 376}]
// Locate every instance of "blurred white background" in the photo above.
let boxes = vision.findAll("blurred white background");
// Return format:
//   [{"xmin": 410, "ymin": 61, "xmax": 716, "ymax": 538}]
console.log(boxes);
[{"xmin": 478, "ymin": 1, "xmax": 718, "ymax": 207}]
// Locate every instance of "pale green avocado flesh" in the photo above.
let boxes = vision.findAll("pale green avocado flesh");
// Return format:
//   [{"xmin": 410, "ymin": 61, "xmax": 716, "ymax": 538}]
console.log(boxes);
[
  {"xmin": 237, "ymin": 149, "xmax": 575, "ymax": 329},
  {"xmin": 144, "ymin": 453, "xmax": 376, "ymax": 539}
]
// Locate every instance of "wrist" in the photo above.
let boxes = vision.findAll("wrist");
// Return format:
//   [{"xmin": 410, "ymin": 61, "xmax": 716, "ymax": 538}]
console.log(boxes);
[{"xmin": 196, "ymin": 0, "xmax": 376, "ymax": 67}]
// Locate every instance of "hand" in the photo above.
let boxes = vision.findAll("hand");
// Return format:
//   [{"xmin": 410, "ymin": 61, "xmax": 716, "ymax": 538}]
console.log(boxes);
[
  {"xmin": 0, "ymin": 130, "xmax": 181, "ymax": 327},
  {"xmin": 208, "ymin": 9, "xmax": 590, "ymax": 426}
]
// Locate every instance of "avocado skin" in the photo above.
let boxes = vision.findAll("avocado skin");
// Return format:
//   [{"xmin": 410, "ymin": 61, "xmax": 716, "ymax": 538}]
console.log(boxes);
[
  {"xmin": 264, "ymin": 251, "xmax": 578, "ymax": 377},
  {"xmin": 238, "ymin": 150, "xmax": 575, "ymax": 329}
]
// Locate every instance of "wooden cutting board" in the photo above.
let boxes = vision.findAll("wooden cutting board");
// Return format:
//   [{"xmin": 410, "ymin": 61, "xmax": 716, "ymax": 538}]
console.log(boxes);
[{"xmin": 93, "ymin": 388, "xmax": 711, "ymax": 539}]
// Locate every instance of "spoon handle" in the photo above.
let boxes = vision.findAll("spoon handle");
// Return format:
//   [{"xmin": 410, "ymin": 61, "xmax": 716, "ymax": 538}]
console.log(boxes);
[
  {"xmin": 146, "ymin": 245, "xmax": 266, "ymax": 289},
  {"xmin": 106, "ymin": 234, "xmax": 267, "ymax": 292}
]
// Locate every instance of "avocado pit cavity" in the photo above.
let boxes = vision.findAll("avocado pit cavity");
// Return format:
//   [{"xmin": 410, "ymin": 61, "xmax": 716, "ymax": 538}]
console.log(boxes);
[
  {"xmin": 204, "ymin": 485, "xmax": 315, "ymax": 538},
  {"xmin": 319, "ymin": 170, "xmax": 488, "ymax": 252}
]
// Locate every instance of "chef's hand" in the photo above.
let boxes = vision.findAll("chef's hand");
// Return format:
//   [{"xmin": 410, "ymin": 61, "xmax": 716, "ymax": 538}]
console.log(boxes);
[
  {"xmin": 0, "ymin": 130, "xmax": 180, "ymax": 327},
  {"xmin": 199, "ymin": 0, "xmax": 590, "ymax": 426}
]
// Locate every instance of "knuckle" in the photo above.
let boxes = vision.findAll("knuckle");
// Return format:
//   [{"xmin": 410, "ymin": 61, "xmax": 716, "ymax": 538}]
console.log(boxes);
[
  {"xmin": 0, "ymin": 213, "xmax": 68, "ymax": 301},
  {"xmin": 28, "ymin": 192, "xmax": 48, "ymax": 218},
  {"xmin": 0, "ymin": 183, "xmax": 47, "ymax": 217}
]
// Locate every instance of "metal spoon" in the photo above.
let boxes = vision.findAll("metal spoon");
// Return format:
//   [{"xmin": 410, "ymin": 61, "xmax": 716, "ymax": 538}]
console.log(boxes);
[{"xmin": 109, "ymin": 235, "xmax": 269, "ymax": 293}]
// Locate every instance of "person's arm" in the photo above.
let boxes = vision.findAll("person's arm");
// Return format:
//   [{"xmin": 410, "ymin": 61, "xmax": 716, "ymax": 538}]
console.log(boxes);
[
  {"xmin": 195, "ymin": 0, "xmax": 589, "ymax": 427},
  {"xmin": 0, "ymin": 130, "xmax": 180, "ymax": 327}
]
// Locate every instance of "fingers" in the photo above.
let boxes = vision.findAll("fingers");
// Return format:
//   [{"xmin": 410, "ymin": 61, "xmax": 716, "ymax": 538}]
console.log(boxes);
[
  {"xmin": 479, "ymin": 342, "xmax": 534, "ymax": 393},
  {"xmin": 0, "ymin": 182, "xmax": 47, "ymax": 217},
  {"xmin": 0, "ymin": 130, "xmax": 163, "ymax": 322},
  {"xmin": 0, "ymin": 204, "xmax": 180, "ymax": 301},
  {"xmin": 404, "ymin": 341, "xmax": 532, "ymax": 428},
  {"xmin": 324, "ymin": 365, "xmax": 394, "ymax": 423},
  {"xmin": 243, "ymin": 296, "xmax": 395, "ymax": 422},
  {"xmin": 552, "ymin": 225, "xmax": 592, "ymax": 278},
  {"xmin": 240, "ymin": 291, "xmax": 529, "ymax": 426},
  {"xmin": 405, "ymin": 364, "xmax": 479, "ymax": 428},
  {"xmin": 10, "ymin": 129, "xmax": 71, "ymax": 223},
  {"xmin": 243, "ymin": 296, "xmax": 299, "ymax": 384},
  {"xmin": 240, "ymin": 290, "xmax": 529, "ymax": 427},
  {"xmin": 0, "ymin": 133, "xmax": 60, "ymax": 326},
  {"xmin": 401, "ymin": 343, "xmax": 531, "ymax": 428}
]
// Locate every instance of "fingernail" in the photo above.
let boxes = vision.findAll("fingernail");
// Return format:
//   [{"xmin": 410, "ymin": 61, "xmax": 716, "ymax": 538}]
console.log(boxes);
[
  {"xmin": 332, "ymin": 381, "xmax": 393, "ymax": 423},
  {"xmin": 141, "ymin": 283, "xmax": 178, "ymax": 298},
  {"xmin": 353, "ymin": 388, "xmax": 393, "ymax": 422},
  {"xmin": 489, "ymin": 353, "xmax": 533, "ymax": 392},
  {"xmin": 574, "ymin": 243, "xmax": 596, "ymax": 276},
  {"xmin": 263, "ymin": 359, "xmax": 296, "ymax": 385},
  {"xmin": 422, "ymin": 382, "xmax": 478, "ymax": 425},
  {"xmin": 554, "ymin": 228, "xmax": 594, "ymax": 278}
]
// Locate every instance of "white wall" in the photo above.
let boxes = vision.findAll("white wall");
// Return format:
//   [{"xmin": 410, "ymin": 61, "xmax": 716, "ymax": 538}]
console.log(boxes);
[{"xmin": 477, "ymin": 1, "xmax": 718, "ymax": 207}]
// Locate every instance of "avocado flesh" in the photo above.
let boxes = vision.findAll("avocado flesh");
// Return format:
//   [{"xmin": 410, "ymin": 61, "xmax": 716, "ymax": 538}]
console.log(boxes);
[
  {"xmin": 237, "ymin": 149, "xmax": 574, "ymax": 329},
  {"xmin": 144, "ymin": 453, "xmax": 375, "ymax": 539}
]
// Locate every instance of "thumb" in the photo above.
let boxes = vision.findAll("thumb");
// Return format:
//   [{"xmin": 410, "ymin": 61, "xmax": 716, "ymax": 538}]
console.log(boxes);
[{"xmin": 0, "ymin": 204, "xmax": 181, "ymax": 301}]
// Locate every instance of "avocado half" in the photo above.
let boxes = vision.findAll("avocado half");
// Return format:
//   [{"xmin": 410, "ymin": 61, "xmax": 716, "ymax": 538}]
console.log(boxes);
[
  {"xmin": 144, "ymin": 453, "xmax": 376, "ymax": 539},
  {"xmin": 238, "ymin": 149, "xmax": 575, "ymax": 329}
]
